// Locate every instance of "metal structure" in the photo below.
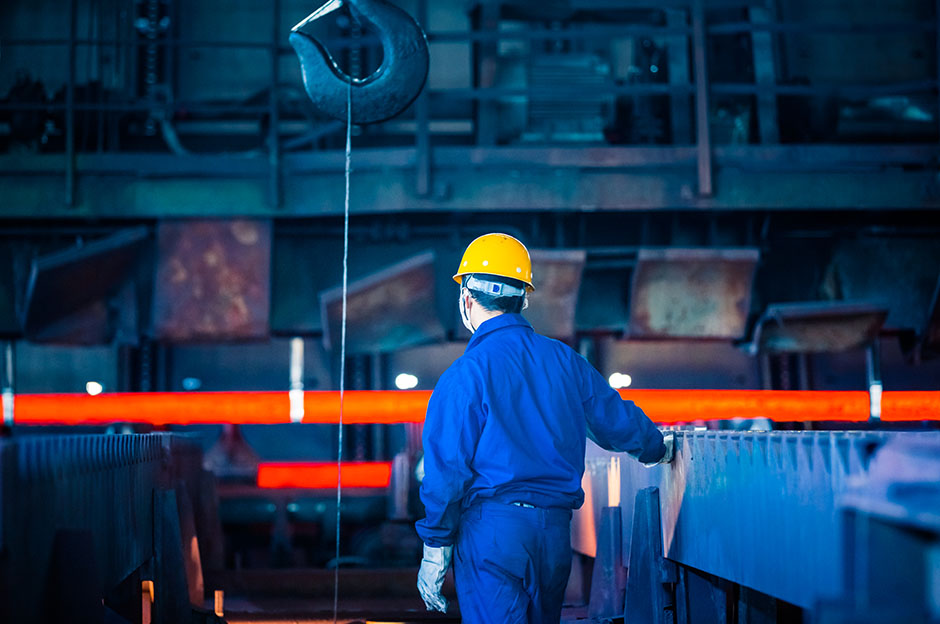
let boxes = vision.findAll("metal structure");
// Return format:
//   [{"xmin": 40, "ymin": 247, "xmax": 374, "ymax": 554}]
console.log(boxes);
[
  {"xmin": 574, "ymin": 429, "xmax": 940, "ymax": 621},
  {"xmin": 0, "ymin": 432, "xmax": 221, "ymax": 623},
  {"xmin": 0, "ymin": 0, "xmax": 938, "ymax": 215}
]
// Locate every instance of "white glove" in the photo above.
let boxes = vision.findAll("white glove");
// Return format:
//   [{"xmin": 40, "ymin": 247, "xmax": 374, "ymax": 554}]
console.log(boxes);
[
  {"xmin": 417, "ymin": 543, "xmax": 452, "ymax": 612},
  {"xmin": 644, "ymin": 433, "xmax": 675, "ymax": 467}
]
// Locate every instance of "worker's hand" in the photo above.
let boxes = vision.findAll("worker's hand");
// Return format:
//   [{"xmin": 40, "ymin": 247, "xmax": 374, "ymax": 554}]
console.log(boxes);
[
  {"xmin": 644, "ymin": 433, "xmax": 675, "ymax": 467},
  {"xmin": 417, "ymin": 543, "xmax": 452, "ymax": 612},
  {"xmin": 661, "ymin": 432, "xmax": 675, "ymax": 463}
]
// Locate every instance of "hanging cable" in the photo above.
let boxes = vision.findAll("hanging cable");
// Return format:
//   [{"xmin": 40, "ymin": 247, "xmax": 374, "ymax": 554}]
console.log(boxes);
[{"xmin": 333, "ymin": 68, "xmax": 353, "ymax": 624}]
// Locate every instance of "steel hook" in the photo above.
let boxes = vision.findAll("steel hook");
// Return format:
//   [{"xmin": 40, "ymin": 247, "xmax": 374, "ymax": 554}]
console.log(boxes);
[{"xmin": 289, "ymin": 0, "xmax": 429, "ymax": 125}]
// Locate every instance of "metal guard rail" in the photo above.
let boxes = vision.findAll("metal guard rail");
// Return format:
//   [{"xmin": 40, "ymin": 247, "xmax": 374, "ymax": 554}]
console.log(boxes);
[
  {"xmin": 574, "ymin": 429, "xmax": 939, "ymax": 610},
  {"xmin": 0, "ymin": 433, "xmax": 202, "ymax": 623}
]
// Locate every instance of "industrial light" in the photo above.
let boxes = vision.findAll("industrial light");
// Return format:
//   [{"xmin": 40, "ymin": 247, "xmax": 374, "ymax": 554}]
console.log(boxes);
[
  {"xmin": 85, "ymin": 381, "xmax": 103, "ymax": 396},
  {"xmin": 181, "ymin": 377, "xmax": 202, "ymax": 391},
  {"xmin": 608, "ymin": 372, "xmax": 632, "ymax": 389},
  {"xmin": 395, "ymin": 373, "xmax": 419, "ymax": 390}
]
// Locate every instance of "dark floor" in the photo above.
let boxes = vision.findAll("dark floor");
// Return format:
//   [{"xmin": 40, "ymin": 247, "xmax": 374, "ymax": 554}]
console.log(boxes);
[{"xmin": 216, "ymin": 596, "xmax": 591, "ymax": 623}]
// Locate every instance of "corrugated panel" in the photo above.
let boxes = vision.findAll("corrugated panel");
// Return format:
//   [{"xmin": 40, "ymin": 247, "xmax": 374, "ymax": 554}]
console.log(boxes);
[{"xmin": 576, "ymin": 430, "xmax": 938, "ymax": 609}]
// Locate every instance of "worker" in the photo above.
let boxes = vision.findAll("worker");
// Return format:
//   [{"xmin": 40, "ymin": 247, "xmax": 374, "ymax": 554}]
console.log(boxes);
[{"xmin": 415, "ymin": 233, "xmax": 674, "ymax": 623}]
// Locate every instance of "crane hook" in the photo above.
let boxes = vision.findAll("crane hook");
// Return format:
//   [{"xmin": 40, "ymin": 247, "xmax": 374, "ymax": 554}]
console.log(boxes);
[{"xmin": 289, "ymin": 0, "xmax": 430, "ymax": 125}]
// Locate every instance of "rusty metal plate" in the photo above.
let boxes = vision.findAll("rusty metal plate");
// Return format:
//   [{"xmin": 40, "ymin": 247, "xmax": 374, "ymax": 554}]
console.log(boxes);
[
  {"xmin": 152, "ymin": 220, "xmax": 271, "ymax": 341},
  {"xmin": 628, "ymin": 248, "xmax": 759, "ymax": 339},
  {"xmin": 524, "ymin": 249, "xmax": 587, "ymax": 340},
  {"xmin": 320, "ymin": 251, "xmax": 446, "ymax": 354},
  {"xmin": 22, "ymin": 228, "xmax": 148, "ymax": 341},
  {"xmin": 746, "ymin": 301, "xmax": 888, "ymax": 354}
]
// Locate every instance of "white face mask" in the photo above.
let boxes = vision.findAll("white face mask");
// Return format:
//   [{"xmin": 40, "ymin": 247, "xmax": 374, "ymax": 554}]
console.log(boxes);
[{"xmin": 458, "ymin": 289, "xmax": 475, "ymax": 334}]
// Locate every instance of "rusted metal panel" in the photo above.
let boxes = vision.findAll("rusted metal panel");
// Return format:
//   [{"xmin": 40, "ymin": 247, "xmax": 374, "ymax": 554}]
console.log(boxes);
[
  {"xmin": 152, "ymin": 220, "xmax": 271, "ymax": 341},
  {"xmin": 526, "ymin": 249, "xmax": 587, "ymax": 340},
  {"xmin": 22, "ymin": 228, "xmax": 148, "ymax": 343},
  {"xmin": 628, "ymin": 248, "xmax": 759, "ymax": 339},
  {"xmin": 747, "ymin": 301, "xmax": 888, "ymax": 354},
  {"xmin": 320, "ymin": 251, "xmax": 446, "ymax": 354}
]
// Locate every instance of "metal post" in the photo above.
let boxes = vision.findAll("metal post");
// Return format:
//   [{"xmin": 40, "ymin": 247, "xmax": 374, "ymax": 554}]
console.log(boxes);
[
  {"xmin": 665, "ymin": 9, "xmax": 692, "ymax": 144},
  {"xmin": 866, "ymin": 340, "xmax": 882, "ymax": 422},
  {"xmin": 475, "ymin": 2, "xmax": 500, "ymax": 146},
  {"xmin": 691, "ymin": 0, "xmax": 713, "ymax": 196},
  {"xmin": 2, "ymin": 341, "xmax": 14, "ymax": 428},
  {"xmin": 289, "ymin": 337, "xmax": 305, "ymax": 424},
  {"xmin": 66, "ymin": 0, "xmax": 77, "ymax": 206},
  {"xmin": 936, "ymin": 0, "xmax": 940, "ymax": 143},
  {"xmin": 370, "ymin": 352, "xmax": 386, "ymax": 460},
  {"xmin": 269, "ymin": 0, "xmax": 282, "ymax": 208},
  {"xmin": 415, "ymin": 0, "xmax": 432, "ymax": 197},
  {"xmin": 750, "ymin": 5, "xmax": 780, "ymax": 144}
]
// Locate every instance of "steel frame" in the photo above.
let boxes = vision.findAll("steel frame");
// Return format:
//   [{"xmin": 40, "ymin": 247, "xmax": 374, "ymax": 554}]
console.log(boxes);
[{"xmin": 1, "ymin": 1, "xmax": 938, "ymax": 215}]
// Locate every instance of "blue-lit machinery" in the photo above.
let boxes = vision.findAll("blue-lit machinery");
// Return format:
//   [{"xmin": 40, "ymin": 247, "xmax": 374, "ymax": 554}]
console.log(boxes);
[
  {"xmin": 575, "ymin": 430, "xmax": 940, "ymax": 623},
  {"xmin": 0, "ymin": 433, "xmax": 224, "ymax": 624}
]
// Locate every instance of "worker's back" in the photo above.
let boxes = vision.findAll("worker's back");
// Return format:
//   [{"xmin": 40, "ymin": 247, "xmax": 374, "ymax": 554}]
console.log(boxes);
[
  {"xmin": 455, "ymin": 313, "xmax": 591, "ymax": 510},
  {"xmin": 417, "ymin": 313, "xmax": 665, "ymax": 547}
]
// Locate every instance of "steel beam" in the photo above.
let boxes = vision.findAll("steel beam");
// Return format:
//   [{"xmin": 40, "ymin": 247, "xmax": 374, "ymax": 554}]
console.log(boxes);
[
  {"xmin": 750, "ymin": 5, "xmax": 780, "ymax": 144},
  {"xmin": 3, "ymin": 144, "xmax": 938, "ymax": 176},
  {"xmin": 3, "ymin": 166, "xmax": 939, "ymax": 217},
  {"xmin": 65, "ymin": 0, "xmax": 77, "ymax": 207},
  {"xmin": 691, "ymin": 0, "xmax": 713, "ymax": 196}
]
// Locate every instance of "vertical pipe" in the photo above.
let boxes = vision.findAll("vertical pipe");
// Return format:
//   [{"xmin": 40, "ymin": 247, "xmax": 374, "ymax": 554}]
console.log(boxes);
[
  {"xmin": 269, "ymin": 0, "xmax": 282, "ymax": 208},
  {"xmin": 2, "ymin": 341, "xmax": 14, "ymax": 428},
  {"xmin": 474, "ymin": 2, "xmax": 500, "ymax": 146},
  {"xmin": 370, "ymin": 353, "xmax": 385, "ymax": 460},
  {"xmin": 289, "ymin": 337, "xmax": 305, "ymax": 424},
  {"xmin": 66, "ymin": 0, "xmax": 77, "ymax": 206},
  {"xmin": 936, "ymin": 0, "xmax": 940, "ymax": 143},
  {"xmin": 749, "ymin": 5, "xmax": 780, "ymax": 144},
  {"xmin": 665, "ymin": 9, "xmax": 692, "ymax": 144},
  {"xmin": 691, "ymin": 0, "xmax": 713, "ymax": 197},
  {"xmin": 866, "ymin": 340, "xmax": 882, "ymax": 423},
  {"xmin": 415, "ymin": 0, "xmax": 432, "ymax": 197}
]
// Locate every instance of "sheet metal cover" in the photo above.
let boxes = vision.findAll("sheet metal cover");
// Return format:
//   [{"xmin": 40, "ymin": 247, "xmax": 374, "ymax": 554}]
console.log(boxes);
[
  {"xmin": 22, "ymin": 227, "xmax": 148, "ymax": 339},
  {"xmin": 628, "ymin": 248, "xmax": 759, "ymax": 339},
  {"xmin": 747, "ymin": 301, "xmax": 888, "ymax": 354},
  {"xmin": 320, "ymin": 251, "xmax": 446, "ymax": 353},
  {"xmin": 152, "ymin": 220, "xmax": 271, "ymax": 341},
  {"xmin": 525, "ymin": 249, "xmax": 586, "ymax": 339}
]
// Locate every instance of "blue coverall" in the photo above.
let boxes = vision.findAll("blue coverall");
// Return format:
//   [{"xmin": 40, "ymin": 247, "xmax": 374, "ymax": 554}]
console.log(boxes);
[{"xmin": 416, "ymin": 313, "xmax": 666, "ymax": 623}]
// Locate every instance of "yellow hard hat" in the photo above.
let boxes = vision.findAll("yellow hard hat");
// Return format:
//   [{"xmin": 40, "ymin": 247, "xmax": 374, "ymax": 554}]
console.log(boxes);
[{"xmin": 453, "ymin": 233, "xmax": 534, "ymax": 292}]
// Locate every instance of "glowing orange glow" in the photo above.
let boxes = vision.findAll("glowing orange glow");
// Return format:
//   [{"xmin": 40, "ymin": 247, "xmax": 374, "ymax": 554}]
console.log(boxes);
[
  {"xmin": 617, "ymin": 389, "xmax": 875, "ymax": 423},
  {"xmin": 8, "ymin": 391, "xmax": 431, "ymax": 425},
  {"xmin": 256, "ymin": 461, "xmax": 393, "ymax": 489},
  {"xmin": 2, "ymin": 390, "xmax": 938, "ymax": 426},
  {"xmin": 881, "ymin": 391, "xmax": 940, "ymax": 422}
]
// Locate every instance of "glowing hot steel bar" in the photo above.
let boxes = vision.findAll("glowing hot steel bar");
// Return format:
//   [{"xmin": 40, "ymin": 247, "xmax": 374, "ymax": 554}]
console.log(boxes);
[
  {"xmin": 257, "ymin": 461, "xmax": 393, "ymax": 489},
  {"xmin": 4, "ymin": 390, "xmax": 939, "ymax": 426}
]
